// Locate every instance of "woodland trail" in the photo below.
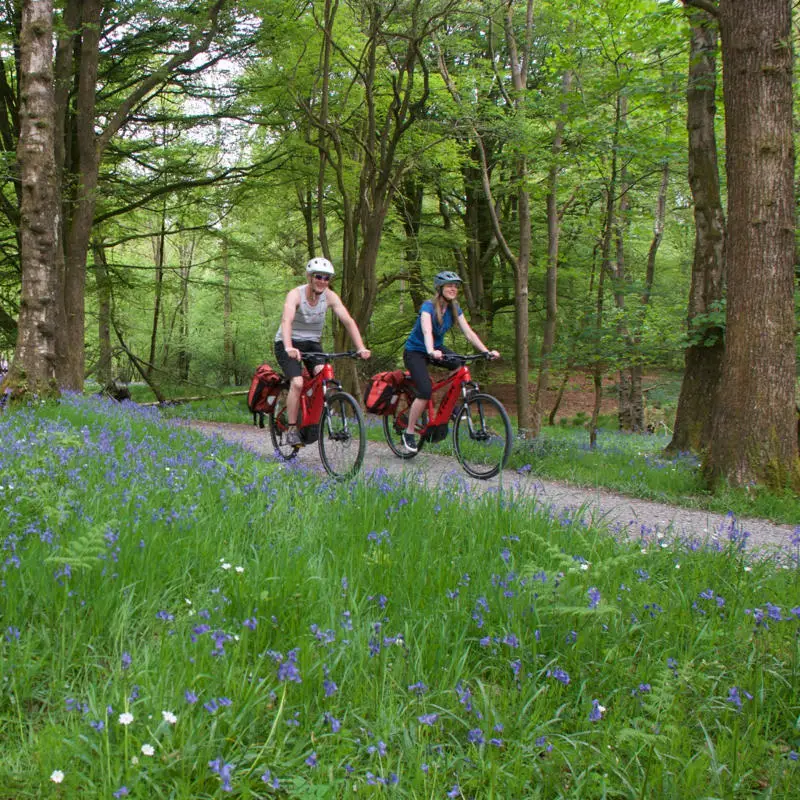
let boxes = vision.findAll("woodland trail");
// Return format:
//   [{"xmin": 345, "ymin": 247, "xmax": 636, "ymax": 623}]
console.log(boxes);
[{"xmin": 186, "ymin": 421, "xmax": 799, "ymax": 557}]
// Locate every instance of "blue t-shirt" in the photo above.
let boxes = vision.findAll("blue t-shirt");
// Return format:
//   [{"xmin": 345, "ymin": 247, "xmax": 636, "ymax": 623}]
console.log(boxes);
[{"xmin": 405, "ymin": 300, "xmax": 463, "ymax": 353}]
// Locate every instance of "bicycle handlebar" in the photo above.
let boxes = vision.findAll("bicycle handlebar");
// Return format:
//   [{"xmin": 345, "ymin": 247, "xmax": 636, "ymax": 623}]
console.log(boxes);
[
  {"xmin": 429, "ymin": 351, "xmax": 498, "ymax": 364},
  {"xmin": 304, "ymin": 350, "xmax": 364, "ymax": 362}
]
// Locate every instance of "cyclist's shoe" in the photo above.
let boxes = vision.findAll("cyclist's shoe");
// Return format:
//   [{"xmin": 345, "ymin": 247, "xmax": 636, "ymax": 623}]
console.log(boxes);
[
  {"xmin": 285, "ymin": 428, "xmax": 302, "ymax": 447},
  {"xmin": 401, "ymin": 432, "xmax": 418, "ymax": 453}
]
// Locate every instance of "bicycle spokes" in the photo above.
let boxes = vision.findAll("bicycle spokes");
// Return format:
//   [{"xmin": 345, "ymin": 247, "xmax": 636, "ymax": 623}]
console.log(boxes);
[
  {"xmin": 318, "ymin": 391, "xmax": 366, "ymax": 478},
  {"xmin": 453, "ymin": 393, "xmax": 512, "ymax": 480}
]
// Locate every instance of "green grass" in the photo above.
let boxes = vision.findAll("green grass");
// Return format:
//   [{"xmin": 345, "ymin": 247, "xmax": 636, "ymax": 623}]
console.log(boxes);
[{"xmin": 0, "ymin": 395, "xmax": 798, "ymax": 798}]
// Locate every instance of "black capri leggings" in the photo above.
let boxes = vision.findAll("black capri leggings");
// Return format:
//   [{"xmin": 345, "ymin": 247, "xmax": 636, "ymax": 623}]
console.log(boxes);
[{"xmin": 403, "ymin": 346, "xmax": 456, "ymax": 400}]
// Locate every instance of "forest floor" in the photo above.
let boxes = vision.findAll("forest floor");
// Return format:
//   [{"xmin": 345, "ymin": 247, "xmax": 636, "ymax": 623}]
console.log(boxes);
[{"xmin": 483, "ymin": 370, "xmax": 676, "ymax": 426}]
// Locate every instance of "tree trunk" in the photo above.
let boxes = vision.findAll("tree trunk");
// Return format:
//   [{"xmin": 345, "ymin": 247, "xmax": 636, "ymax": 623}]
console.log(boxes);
[
  {"xmin": 667, "ymin": 9, "xmax": 726, "ymax": 455},
  {"xmin": 59, "ymin": 0, "xmax": 102, "ymax": 390},
  {"xmin": 4, "ymin": 0, "xmax": 59, "ymax": 398},
  {"xmin": 707, "ymin": 0, "xmax": 799, "ymax": 488},
  {"xmin": 531, "ymin": 65, "xmax": 572, "ymax": 438},
  {"xmin": 148, "ymin": 202, "xmax": 167, "ymax": 379},
  {"xmin": 176, "ymin": 241, "xmax": 194, "ymax": 382},
  {"xmin": 222, "ymin": 236, "xmax": 234, "ymax": 386},
  {"xmin": 94, "ymin": 242, "xmax": 112, "ymax": 387}
]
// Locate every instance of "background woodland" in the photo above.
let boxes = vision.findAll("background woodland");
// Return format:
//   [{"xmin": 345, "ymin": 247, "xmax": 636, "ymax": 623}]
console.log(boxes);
[{"xmin": 0, "ymin": 0, "xmax": 798, "ymax": 489}]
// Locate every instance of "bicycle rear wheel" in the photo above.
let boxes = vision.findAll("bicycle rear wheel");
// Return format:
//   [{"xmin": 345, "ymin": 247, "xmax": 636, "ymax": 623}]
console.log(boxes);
[
  {"xmin": 268, "ymin": 386, "xmax": 300, "ymax": 461},
  {"xmin": 318, "ymin": 391, "xmax": 366, "ymax": 478},
  {"xmin": 382, "ymin": 390, "xmax": 425, "ymax": 459},
  {"xmin": 453, "ymin": 393, "xmax": 512, "ymax": 479}
]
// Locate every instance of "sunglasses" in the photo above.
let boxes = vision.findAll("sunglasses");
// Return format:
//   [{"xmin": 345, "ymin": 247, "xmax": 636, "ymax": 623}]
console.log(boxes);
[{"xmin": 313, "ymin": 273, "xmax": 332, "ymax": 282}]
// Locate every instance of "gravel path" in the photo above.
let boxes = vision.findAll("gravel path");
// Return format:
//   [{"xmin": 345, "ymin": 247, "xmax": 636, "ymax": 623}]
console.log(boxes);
[{"xmin": 185, "ymin": 420, "xmax": 798, "ymax": 556}]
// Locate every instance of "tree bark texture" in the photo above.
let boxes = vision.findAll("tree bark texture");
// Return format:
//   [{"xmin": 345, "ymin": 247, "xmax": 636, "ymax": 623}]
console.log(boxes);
[
  {"xmin": 60, "ymin": 0, "xmax": 102, "ymax": 390},
  {"xmin": 531, "ymin": 65, "xmax": 572, "ymax": 439},
  {"xmin": 93, "ymin": 242, "xmax": 112, "ymax": 387},
  {"xmin": 708, "ymin": 0, "xmax": 799, "ymax": 487},
  {"xmin": 5, "ymin": 0, "xmax": 59, "ymax": 397},
  {"xmin": 668, "ymin": 10, "xmax": 726, "ymax": 455}
]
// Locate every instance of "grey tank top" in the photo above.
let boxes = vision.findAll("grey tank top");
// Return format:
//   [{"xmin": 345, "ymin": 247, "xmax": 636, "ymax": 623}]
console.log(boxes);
[{"xmin": 274, "ymin": 286, "xmax": 327, "ymax": 343}]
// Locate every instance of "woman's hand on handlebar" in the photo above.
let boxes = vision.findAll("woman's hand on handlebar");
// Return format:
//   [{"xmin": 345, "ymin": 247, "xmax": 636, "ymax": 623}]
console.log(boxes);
[
  {"xmin": 355, "ymin": 348, "xmax": 371, "ymax": 360},
  {"xmin": 485, "ymin": 349, "xmax": 500, "ymax": 360},
  {"xmin": 428, "ymin": 349, "xmax": 444, "ymax": 361}
]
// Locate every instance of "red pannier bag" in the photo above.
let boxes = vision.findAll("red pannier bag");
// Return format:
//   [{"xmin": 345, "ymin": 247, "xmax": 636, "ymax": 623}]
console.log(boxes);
[
  {"xmin": 363, "ymin": 369, "xmax": 406, "ymax": 415},
  {"xmin": 247, "ymin": 363, "xmax": 283, "ymax": 428}
]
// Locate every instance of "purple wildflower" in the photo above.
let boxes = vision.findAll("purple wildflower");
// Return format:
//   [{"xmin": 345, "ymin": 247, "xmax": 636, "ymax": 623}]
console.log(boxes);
[
  {"xmin": 588, "ymin": 587, "xmax": 601, "ymax": 609},
  {"xmin": 185, "ymin": 689, "xmax": 198, "ymax": 704},
  {"xmin": 261, "ymin": 769, "xmax": 280, "ymax": 789},
  {"xmin": 418, "ymin": 713, "xmax": 438, "ymax": 726},
  {"xmin": 305, "ymin": 751, "xmax": 318, "ymax": 768},
  {"xmin": 589, "ymin": 699, "xmax": 606, "ymax": 721},
  {"xmin": 277, "ymin": 649, "xmax": 302, "ymax": 683},
  {"xmin": 727, "ymin": 686, "xmax": 752, "ymax": 708},
  {"xmin": 547, "ymin": 667, "xmax": 570, "ymax": 685},
  {"xmin": 208, "ymin": 757, "xmax": 234, "ymax": 792},
  {"xmin": 468, "ymin": 728, "xmax": 485, "ymax": 745}
]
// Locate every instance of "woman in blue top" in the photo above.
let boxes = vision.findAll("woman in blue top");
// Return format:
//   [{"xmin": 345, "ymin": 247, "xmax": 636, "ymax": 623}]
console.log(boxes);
[{"xmin": 401, "ymin": 271, "xmax": 499, "ymax": 453}]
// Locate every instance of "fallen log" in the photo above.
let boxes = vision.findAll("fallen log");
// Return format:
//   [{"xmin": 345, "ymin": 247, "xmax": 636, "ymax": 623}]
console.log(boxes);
[{"xmin": 139, "ymin": 390, "xmax": 249, "ymax": 407}]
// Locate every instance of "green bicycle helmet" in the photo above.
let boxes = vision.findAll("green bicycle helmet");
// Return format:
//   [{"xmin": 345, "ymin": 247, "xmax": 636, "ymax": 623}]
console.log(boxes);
[{"xmin": 433, "ymin": 270, "xmax": 463, "ymax": 289}]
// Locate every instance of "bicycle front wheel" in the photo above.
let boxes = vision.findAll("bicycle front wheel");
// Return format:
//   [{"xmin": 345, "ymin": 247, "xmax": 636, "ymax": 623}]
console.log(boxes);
[
  {"xmin": 318, "ymin": 391, "xmax": 366, "ymax": 478},
  {"xmin": 453, "ymin": 393, "xmax": 512, "ymax": 479},
  {"xmin": 269, "ymin": 386, "xmax": 300, "ymax": 461}
]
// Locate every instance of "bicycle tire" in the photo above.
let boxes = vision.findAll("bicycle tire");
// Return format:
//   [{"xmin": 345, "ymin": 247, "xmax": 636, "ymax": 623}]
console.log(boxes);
[
  {"xmin": 382, "ymin": 390, "xmax": 425, "ymax": 459},
  {"xmin": 268, "ymin": 386, "xmax": 300, "ymax": 461},
  {"xmin": 452, "ymin": 393, "xmax": 512, "ymax": 479},
  {"xmin": 318, "ymin": 391, "xmax": 366, "ymax": 479}
]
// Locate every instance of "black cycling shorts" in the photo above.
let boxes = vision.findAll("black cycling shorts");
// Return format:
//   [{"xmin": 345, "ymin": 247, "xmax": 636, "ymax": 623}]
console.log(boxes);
[
  {"xmin": 403, "ymin": 346, "xmax": 457, "ymax": 400},
  {"xmin": 274, "ymin": 339, "xmax": 323, "ymax": 380}
]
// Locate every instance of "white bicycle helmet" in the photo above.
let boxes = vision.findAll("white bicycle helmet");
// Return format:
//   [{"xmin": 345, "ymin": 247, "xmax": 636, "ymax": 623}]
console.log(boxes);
[{"xmin": 306, "ymin": 257, "xmax": 335, "ymax": 276}]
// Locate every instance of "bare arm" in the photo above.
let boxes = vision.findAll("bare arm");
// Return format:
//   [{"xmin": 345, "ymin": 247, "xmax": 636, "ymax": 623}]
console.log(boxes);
[
  {"xmin": 420, "ymin": 312, "xmax": 436, "ymax": 355},
  {"xmin": 280, "ymin": 288, "xmax": 301, "ymax": 358},
  {"xmin": 457, "ymin": 313, "xmax": 499, "ymax": 358},
  {"xmin": 327, "ymin": 290, "xmax": 371, "ymax": 357}
]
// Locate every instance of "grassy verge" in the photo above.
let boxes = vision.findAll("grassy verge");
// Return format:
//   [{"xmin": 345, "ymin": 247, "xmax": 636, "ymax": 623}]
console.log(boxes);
[{"xmin": 0, "ymin": 395, "xmax": 798, "ymax": 797}]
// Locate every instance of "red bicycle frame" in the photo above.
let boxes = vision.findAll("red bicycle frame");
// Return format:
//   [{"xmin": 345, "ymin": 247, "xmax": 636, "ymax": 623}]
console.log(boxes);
[
  {"xmin": 295, "ymin": 361, "xmax": 337, "ymax": 427},
  {"xmin": 414, "ymin": 364, "xmax": 477, "ymax": 432}
]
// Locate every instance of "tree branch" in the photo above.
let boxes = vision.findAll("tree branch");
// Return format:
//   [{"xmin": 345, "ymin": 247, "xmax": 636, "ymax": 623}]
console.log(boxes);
[{"xmin": 681, "ymin": 0, "xmax": 718, "ymax": 17}]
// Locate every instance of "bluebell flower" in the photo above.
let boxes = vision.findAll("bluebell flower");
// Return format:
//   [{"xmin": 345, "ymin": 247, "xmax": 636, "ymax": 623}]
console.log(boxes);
[
  {"xmin": 418, "ymin": 713, "xmax": 438, "ymax": 726},
  {"xmin": 261, "ymin": 769, "xmax": 280, "ymax": 789},
  {"xmin": 589, "ymin": 699, "xmax": 606, "ymax": 721},
  {"xmin": 447, "ymin": 784, "xmax": 461, "ymax": 798},
  {"xmin": 324, "ymin": 713, "xmax": 341, "ymax": 733},
  {"xmin": 185, "ymin": 689, "xmax": 198, "ymax": 704},
  {"xmin": 468, "ymin": 728, "xmax": 484, "ymax": 745},
  {"xmin": 588, "ymin": 587, "xmax": 601, "ymax": 609},
  {"xmin": 305, "ymin": 751, "xmax": 318, "ymax": 767},
  {"xmin": 727, "ymin": 686, "xmax": 752, "ymax": 708},
  {"xmin": 547, "ymin": 667, "xmax": 570, "ymax": 685},
  {"xmin": 208, "ymin": 757, "xmax": 234, "ymax": 792}
]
